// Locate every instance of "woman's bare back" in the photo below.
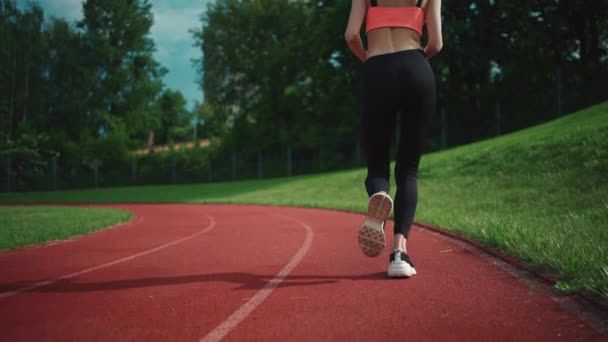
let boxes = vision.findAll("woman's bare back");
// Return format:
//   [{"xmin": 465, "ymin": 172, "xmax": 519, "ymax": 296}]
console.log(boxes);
[
  {"xmin": 366, "ymin": 0, "xmax": 426, "ymax": 58},
  {"xmin": 344, "ymin": 0, "xmax": 441, "ymax": 62}
]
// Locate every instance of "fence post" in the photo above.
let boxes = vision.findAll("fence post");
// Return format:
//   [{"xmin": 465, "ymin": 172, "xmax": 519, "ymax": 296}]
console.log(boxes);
[
  {"xmin": 131, "ymin": 156, "xmax": 137, "ymax": 185},
  {"xmin": 257, "ymin": 151, "xmax": 263, "ymax": 178},
  {"xmin": 355, "ymin": 143, "xmax": 361, "ymax": 167},
  {"xmin": 441, "ymin": 108, "xmax": 448, "ymax": 150},
  {"xmin": 555, "ymin": 64, "xmax": 564, "ymax": 116},
  {"xmin": 287, "ymin": 146, "xmax": 293, "ymax": 177},
  {"xmin": 6, "ymin": 156, "xmax": 11, "ymax": 193},
  {"xmin": 319, "ymin": 145, "xmax": 323, "ymax": 171},
  {"xmin": 52, "ymin": 155, "xmax": 58, "ymax": 190},
  {"xmin": 495, "ymin": 99, "xmax": 501, "ymax": 136},
  {"xmin": 172, "ymin": 154, "xmax": 177, "ymax": 184},
  {"xmin": 232, "ymin": 152, "xmax": 237, "ymax": 180},
  {"xmin": 94, "ymin": 165, "xmax": 99, "ymax": 188},
  {"xmin": 207, "ymin": 160, "xmax": 213, "ymax": 182}
]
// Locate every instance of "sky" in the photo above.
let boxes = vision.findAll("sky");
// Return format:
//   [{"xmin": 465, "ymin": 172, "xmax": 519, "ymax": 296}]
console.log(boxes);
[{"xmin": 22, "ymin": 0, "xmax": 213, "ymax": 109}]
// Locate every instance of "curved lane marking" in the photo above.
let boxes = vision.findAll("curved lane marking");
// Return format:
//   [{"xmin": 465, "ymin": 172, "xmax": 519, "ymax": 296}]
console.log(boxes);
[
  {"xmin": 200, "ymin": 213, "xmax": 314, "ymax": 342},
  {"xmin": 0, "ymin": 214, "xmax": 216, "ymax": 300}
]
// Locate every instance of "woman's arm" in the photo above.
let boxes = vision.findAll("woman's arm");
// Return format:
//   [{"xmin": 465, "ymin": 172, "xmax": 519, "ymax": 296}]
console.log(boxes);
[
  {"xmin": 424, "ymin": 0, "xmax": 443, "ymax": 59},
  {"xmin": 344, "ymin": 0, "xmax": 367, "ymax": 62}
]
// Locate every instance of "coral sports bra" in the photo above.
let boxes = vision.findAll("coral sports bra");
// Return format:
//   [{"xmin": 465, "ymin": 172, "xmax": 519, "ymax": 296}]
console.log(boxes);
[{"xmin": 366, "ymin": 0, "xmax": 425, "ymax": 35}]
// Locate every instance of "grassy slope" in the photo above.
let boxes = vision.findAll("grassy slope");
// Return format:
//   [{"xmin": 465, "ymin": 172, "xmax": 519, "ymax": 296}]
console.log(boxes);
[
  {"xmin": 1, "ymin": 102, "xmax": 607, "ymax": 297},
  {"xmin": 416, "ymin": 102, "xmax": 608, "ymax": 296}
]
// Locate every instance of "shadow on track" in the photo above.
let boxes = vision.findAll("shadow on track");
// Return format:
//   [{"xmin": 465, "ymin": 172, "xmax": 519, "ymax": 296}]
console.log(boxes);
[{"xmin": 2, "ymin": 272, "xmax": 399, "ymax": 293}]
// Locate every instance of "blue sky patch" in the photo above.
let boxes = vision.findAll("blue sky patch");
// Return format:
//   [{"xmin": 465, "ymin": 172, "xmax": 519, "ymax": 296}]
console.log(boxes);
[{"xmin": 30, "ymin": 0, "xmax": 213, "ymax": 109}]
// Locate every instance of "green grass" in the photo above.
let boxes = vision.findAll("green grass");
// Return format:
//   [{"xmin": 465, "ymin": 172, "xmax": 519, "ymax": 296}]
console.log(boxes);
[
  {"xmin": 1, "ymin": 101, "xmax": 607, "ymax": 299},
  {"xmin": 0, "ymin": 207, "xmax": 132, "ymax": 250}
]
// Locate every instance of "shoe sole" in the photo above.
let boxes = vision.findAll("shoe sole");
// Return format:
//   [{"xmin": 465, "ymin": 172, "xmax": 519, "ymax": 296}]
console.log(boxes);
[
  {"xmin": 388, "ymin": 261, "xmax": 417, "ymax": 278},
  {"xmin": 358, "ymin": 193, "xmax": 393, "ymax": 257}
]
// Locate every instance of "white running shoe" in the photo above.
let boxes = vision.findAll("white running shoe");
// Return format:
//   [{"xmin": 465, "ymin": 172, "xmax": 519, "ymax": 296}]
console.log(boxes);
[
  {"xmin": 387, "ymin": 250, "xmax": 417, "ymax": 278},
  {"xmin": 358, "ymin": 192, "xmax": 393, "ymax": 257}
]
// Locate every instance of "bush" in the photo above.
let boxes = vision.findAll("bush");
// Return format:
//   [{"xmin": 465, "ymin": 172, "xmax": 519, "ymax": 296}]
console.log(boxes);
[{"xmin": 0, "ymin": 128, "xmax": 55, "ymax": 191}]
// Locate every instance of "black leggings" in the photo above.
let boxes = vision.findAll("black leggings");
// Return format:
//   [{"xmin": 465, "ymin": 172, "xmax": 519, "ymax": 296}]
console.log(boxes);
[{"xmin": 361, "ymin": 49, "xmax": 436, "ymax": 238}]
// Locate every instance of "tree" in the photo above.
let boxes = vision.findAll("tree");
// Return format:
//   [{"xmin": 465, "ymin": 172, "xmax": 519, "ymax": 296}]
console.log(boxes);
[
  {"xmin": 78, "ymin": 0, "xmax": 165, "ymax": 141},
  {"xmin": 193, "ymin": 101, "xmax": 223, "ymax": 140},
  {"xmin": 155, "ymin": 89, "xmax": 191, "ymax": 144},
  {"xmin": 46, "ymin": 18, "xmax": 91, "ymax": 141},
  {"xmin": 192, "ymin": 0, "xmax": 318, "ymax": 151},
  {"xmin": 0, "ymin": 1, "xmax": 47, "ymax": 139}
]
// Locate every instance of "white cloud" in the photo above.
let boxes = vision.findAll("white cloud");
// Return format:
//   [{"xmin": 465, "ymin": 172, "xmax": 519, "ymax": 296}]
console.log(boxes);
[{"xmin": 149, "ymin": 1, "xmax": 208, "ymax": 107}]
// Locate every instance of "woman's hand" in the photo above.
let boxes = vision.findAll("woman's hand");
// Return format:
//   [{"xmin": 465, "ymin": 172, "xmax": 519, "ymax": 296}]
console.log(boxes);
[{"xmin": 423, "ymin": 43, "xmax": 442, "ymax": 59}]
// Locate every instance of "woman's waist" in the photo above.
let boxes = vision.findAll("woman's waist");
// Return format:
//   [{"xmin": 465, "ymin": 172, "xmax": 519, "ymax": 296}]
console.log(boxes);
[
  {"xmin": 366, "ymin": 31, "xmax": 422, "ymax": 59},
  {"xmin": 365, "ymin": 48, "xmax": 425, "ymax": 66}
]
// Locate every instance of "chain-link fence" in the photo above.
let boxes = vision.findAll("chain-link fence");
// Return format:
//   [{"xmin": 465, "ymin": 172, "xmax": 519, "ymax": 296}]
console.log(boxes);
[{"xmin": 0, "ymin": 139, "xmax": 366, "ymax": 193}]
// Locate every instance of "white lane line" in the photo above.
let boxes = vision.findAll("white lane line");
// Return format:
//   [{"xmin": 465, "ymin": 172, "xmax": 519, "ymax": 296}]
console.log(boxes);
[
  {"xmin": 0, "ymin": 215, "xmax": 216, "ymax": 300},
  {"xmin": 200, "ymin": 213, "xmax": 314, "ymax": 342}
]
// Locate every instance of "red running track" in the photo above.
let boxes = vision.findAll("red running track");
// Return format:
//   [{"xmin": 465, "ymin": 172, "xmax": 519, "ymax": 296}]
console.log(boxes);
[{"xmin": 0, "ymin": 204, "xmax": 604, "ymax": 341}]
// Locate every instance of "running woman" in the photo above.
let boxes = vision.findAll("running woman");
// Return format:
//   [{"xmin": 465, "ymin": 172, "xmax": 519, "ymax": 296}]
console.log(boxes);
[{"xmin": 344, "ymin": 0, "xmax": 443, "ymax": 277}]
